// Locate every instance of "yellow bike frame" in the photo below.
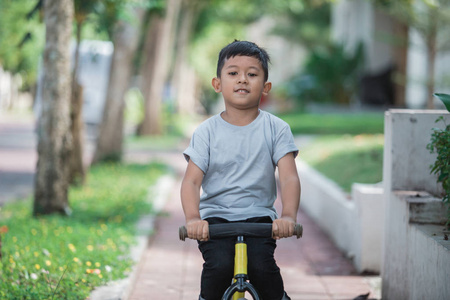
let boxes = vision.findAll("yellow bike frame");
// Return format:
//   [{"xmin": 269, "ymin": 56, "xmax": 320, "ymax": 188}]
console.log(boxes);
[{"xmin": 233, "ymin": 240, "xmax": 247, "ymax": 299}]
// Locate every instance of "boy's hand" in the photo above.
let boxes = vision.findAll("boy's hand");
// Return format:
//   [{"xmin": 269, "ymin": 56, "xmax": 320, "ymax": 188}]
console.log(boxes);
[
  {"xmin": 272, "ymin": 217, "xmax": 296, "ymax": 239},
  {"xmin": 186, "ymin": 218, "xmax": 209, "ymax": 241}
]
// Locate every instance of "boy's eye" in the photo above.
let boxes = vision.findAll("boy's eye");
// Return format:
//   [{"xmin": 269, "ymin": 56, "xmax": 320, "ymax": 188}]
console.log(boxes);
[
  {"xmin": 248, "ymin": 73, "xmax": 257, "ymax": 77},
  {"xmin": 228, "ymin": 72, "xmax": 238, "ymax": 76}
]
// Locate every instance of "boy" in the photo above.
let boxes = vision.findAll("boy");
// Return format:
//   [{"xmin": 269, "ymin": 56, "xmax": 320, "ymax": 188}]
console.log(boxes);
[{"xmin": 181, "ymin": 40, "xmax": 301, "ymax": 300}]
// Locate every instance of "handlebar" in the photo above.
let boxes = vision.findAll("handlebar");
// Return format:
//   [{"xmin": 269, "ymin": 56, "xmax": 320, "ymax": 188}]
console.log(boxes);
[{"xmin": 179, "ymin": 222, "xmax": 303, "ymax": 241}]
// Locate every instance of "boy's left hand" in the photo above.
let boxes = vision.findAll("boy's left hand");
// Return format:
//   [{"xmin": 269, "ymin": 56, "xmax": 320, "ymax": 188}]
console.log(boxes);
[{"xmin": 272, "ymin": 217, "xmax": 296, "ymax": 239}]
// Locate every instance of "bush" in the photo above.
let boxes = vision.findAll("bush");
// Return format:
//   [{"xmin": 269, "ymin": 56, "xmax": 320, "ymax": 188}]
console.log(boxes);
[
  {"xmin": 427, "ymin": 93, "xmax": 450, "ymax": 227},
  {"xmin": 280, "ymin": 42, "xmax": 364, "ymax": 109}
]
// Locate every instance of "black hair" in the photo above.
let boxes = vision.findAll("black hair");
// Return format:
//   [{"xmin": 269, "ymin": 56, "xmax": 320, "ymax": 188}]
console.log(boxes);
[{"xmin": 216, "ymin": 40, "xmax": 270, "ymax": 82}]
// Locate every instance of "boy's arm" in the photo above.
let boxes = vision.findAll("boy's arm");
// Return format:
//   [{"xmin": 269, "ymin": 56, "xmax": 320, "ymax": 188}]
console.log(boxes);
[
  {"xmin": 273, "ymin": 152, "xmax": 301, "ymax": 239},
  {"xmin": 180, "ymin": 160, "xmax": 209, "ymax": 241}
]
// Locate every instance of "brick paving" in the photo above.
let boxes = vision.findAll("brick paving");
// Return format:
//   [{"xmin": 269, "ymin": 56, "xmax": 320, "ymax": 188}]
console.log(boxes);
[{"xmin": 0, "ymin": 115, "xmax": 381, "ymax": 300}]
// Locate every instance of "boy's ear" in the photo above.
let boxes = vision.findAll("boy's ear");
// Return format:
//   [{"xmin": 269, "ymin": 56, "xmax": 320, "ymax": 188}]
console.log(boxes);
[
  {"xmin": 262, "ymin": 82, "xmax": 272, "ymax": 96},
  {"xmin": 212, "ymin": 77, "xmax": 222, "ymax": 93}
]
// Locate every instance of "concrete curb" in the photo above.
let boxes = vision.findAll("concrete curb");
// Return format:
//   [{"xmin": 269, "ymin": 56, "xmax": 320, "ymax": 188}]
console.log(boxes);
[{"xmin": 88, "ymin": 174, "xmax": 176, "ymax": 300}]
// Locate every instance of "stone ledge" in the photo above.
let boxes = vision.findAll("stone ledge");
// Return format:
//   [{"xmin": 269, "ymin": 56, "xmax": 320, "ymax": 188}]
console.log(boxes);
[{"xmin": 396, "ymin": 191, "xmax": 447, "ymax": 225}]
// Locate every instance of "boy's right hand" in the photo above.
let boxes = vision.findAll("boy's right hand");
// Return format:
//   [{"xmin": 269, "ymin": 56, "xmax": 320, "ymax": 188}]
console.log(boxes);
[{"xmin": 186, "ymin": 218, "xmax": 209, "ymax": 241}]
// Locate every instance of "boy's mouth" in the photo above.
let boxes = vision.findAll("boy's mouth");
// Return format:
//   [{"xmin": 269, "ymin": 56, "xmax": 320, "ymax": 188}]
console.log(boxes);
[{"xmin": 235, "ymin": 88, "xmax": 249, "ymax": 94}]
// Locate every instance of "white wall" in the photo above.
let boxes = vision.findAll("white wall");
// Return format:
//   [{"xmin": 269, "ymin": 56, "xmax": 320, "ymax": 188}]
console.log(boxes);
[
  {"xmin": 382, "ymin": 110, "xmax": 450, "ymax": 300},
  {"xmin": 382, "ymin": 192, "xmax": 450, "ymax": 300},
  {"xmin": 331, "ymin": 0, "xmax": 394, "ymax": 74},
  {"xmin": 383, "ymin": 109, "xmax": 447, "ymax": 196},
  {"xmin": 297, "ymin": 160, "xmax": 384, "ymax": 273},
  {"xmin": 332, "ymin": 0, "xmax": 450, "ymax": 108}
]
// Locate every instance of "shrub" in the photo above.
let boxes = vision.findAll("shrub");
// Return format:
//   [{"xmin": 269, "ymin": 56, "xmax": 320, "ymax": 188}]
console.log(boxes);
[{"xmin": 427, "ymin": 93, "xmax": 450, "ymax": 227}]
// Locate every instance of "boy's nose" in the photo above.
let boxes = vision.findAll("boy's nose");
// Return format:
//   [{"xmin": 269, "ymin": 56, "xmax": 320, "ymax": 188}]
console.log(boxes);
[{"xmin": 237, "ymin": 75, "xmax": 248, "ymax": 83}]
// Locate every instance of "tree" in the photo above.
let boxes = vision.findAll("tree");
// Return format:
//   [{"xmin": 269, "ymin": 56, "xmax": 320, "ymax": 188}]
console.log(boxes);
[
  {"xmin": 69, "ymin": 0, "xmax": 100, "ymax": 185},
  {"xmin": 92, "ymin": 1, "xmax": 145, "ymax": 163},
  {"xmin": 171, "ymin": 0, "xmax": 205, "ymax": 115},
  {"xmin": 375, "ymin": 0, "xmax": 450, "ymax": 109},
  {"xmin": 138, "ymin": 0, "xmax": 181, "ymax": 135},
  {"xmin": 0, "ymin": 0, "xmax": 45, "ymax": 91},
  {"xmin": 34, "ymin": 0, "xmax": 74, "ymax": 216}
]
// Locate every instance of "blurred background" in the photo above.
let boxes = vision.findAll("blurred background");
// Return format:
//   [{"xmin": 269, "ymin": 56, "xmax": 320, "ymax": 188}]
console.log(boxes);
[
  {"xmin": 1, "ymin": 1, "xmax": 450, "ymax": 298},
  {"xmin": 2, "ymin": 0, "xmax": 450, "ymax": 127},
  {"xmin": 1, "ymin": 0, "xmax": 450, "ymax": 207}
]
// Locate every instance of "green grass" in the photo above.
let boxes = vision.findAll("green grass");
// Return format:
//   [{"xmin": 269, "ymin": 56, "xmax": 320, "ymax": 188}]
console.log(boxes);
[
  {"xmin": 299, "ymin": 134, "xmax": 384, "ymax": 192},
  {"xmin": 279, "ymin": 112, "xmax": 385, "ymax": 135},
  {"xmin": 0, "ymin": 162, "xmax": 167, "ymax": 299},
  {"xmin": 126, "ymin": 134, "xmax": 186, "ymax": 151}
]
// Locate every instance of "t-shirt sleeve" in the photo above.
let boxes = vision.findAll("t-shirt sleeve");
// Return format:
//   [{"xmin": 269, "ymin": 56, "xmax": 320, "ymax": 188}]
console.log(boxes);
[
  {"xmin": 272, "ymin": 124, "xmax": 299, "ymax": 165},
  {"xmin": 183, "ymin": 126, "xmax": 210, "ymax": 174}
]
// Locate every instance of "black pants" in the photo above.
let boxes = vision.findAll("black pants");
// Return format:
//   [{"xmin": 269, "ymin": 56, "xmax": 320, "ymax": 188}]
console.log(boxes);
[{"xmin": 198, "ymin": 216, "xmax": 285, "ymax": 300}]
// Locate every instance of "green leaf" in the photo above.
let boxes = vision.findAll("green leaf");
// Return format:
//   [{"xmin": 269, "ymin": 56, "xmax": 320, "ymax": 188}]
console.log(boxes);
[{"xmin": 434, "ymin": 93, "xmax": 450, "ymax": 112}]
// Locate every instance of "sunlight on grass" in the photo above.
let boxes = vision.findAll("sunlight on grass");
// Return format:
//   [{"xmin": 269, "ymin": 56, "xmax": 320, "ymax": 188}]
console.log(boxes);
[
  {"xmin": 280, "ymin": 113, "xmax": 384, "ymax": 135},
  {"xmin": 300, "ymin": 134, "xmax": 384, "ymax": 192}
]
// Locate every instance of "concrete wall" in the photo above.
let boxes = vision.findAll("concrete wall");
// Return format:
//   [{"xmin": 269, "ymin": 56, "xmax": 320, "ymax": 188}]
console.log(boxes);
[
  {"xmin": 297, "ymin": 161, "xmax": 384, "ymax": 273},
  {"xmin": 352, "ymin": 183, "xmax": 384, "ymax": 273},
  {"xmin": 383, "ymin": 110, "xmax": 447, "ymax": 198},
  {"xmin": 298, "ymin": 109, "xmax": 450, "ymax": 279},
  {"xmin": 382, "ymin": 110, "xmax": 450, "ymax": 300},
  {"xmin": 382, "ymin": 192, "xmax": 450, "ymax": 300}
]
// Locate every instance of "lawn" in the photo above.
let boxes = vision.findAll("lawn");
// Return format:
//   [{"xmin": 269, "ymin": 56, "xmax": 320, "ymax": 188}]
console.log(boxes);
[
  {"xmin": 278, "ymin": 111, "xmax": 385, "ymax": 192},
  {"xmin": 0, "ymin": 162, "xmax": 167, "ymax": 299},
  {"xmin": 279, "ymin": 112, "xmax": 385, "ymax": 135},
  {"xmin": 299, "ymin": 134, "xmax": 384, "ymax": 192}
]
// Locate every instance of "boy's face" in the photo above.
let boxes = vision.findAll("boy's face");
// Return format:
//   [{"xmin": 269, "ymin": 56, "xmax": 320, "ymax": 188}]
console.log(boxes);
[{"xmin": 212, "ymin": 55, "xmax": 271, "ymax": 111}]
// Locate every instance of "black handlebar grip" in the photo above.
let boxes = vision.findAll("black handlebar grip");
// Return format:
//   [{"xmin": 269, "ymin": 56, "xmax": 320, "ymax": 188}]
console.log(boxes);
[
  {"xmin": 179, "ymin": 226, "xmax": 188, "ymax": 241},
  {"xmin": 179, "ymin": 223, "xmax": 303, "ymax": 241},
  {"xmin": 294, "ymin": 223, "xmax": 303, "ymax": 239}
]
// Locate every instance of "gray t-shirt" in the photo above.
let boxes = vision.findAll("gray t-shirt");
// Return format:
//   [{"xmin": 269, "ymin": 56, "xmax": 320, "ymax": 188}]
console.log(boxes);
[{"xmin": 183, "ymin": 110, "xmax": 298, "ymax": 221}]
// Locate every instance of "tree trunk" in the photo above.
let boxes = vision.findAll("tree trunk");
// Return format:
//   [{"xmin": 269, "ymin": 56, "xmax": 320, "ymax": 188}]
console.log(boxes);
[
  {"xmin": 139, "ymin": 0, "xmax": 181, "ymax": 135},
  {"xmin": 173, "ymin": 1, "xmax": 202, "ymax": 115},
  {"xmin": 34, "ymin": 0, "xmax": 73, "ymax": 216},
  {"xmin": 69, "ymin": 21, "xmax": 85, "ymax": 185},
  {"xmin": 92, "ymin": 8, "xmax": 144, "ymax": 164},
  {"xmin": 392, "ymin": 19, "xmax": 408, "ymax": 108},
  {"xmin": 426, "ymin": 23, "xmax": 437, "ymax": 109}
]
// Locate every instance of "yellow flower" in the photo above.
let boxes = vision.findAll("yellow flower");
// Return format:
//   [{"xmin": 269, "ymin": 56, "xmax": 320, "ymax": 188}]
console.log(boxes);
[
  {"xmin": 86, "ymin": 245, "xmax": 94, "ymax": 251},
  {"xmin": 59, "ymin": 266, "xmax": 64, "ymax": 271},
  {"xmin": 35, "ymin": 264, "xmax": 40, "ymax": 270},
  {"xmin": 68, "ymin": 243, "xmax": 76, "ymax": 252},
  {"xmin": 86, "ymin": 269, "xmax": 93, "ymax": 274},
  {"xmin": 95, "ymin": 262, "xmax": 101, "ymax": 267},
  {"xmin": 73, "ymin": 257, "xmax": 79, "ymax": 263},
  {"xmin": 86, "ymin": 261, "xmax": 92, "ymax": 267},
  {"xmin": 12, "ymin": 236, "xmax": 17, "ymax": 243},
  {"xmin": 45, "ymin": 260, "xmax": 51, "ymax": 266},
  {"xmin": 33, "ymin": 251, "xmax": 39, "ymax": 257},
  {"xmin": 98, "ymin": 274, "xmax": 103, "ymax": 278}
]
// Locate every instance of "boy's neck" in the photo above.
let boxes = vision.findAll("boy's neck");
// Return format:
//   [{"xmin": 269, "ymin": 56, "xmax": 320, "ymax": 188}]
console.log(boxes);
[{"xmin": 221, "ymin": 107, "xmax": 260, "ymax": 126}]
